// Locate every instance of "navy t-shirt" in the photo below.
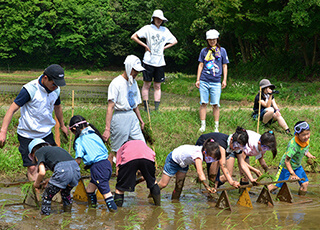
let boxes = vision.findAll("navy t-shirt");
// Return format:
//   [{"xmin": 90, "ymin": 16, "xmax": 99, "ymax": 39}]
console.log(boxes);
[
  {"xmin": 35, "ymin": 146, "xmax": 74, "ymax": 171},
  {"xmin": 252, "ymin": 93, "xmax": 274, "ymax": 114},
  {"xmin": 196, "ymin": 132, "xmax": 229, "ymax": 150}
]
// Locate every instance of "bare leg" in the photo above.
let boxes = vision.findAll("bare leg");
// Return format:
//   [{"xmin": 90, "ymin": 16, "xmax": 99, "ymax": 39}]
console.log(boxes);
[
  {"xmin": 273, "ymin": 114, "xmax": 289, "ymax": 130},
  {"xmin": 199, "ymin": 103, "xmax": 207, "ymax": 132},
  {"xmin": 262, "ymin": 108, "xmax": 275, "ymax": 123},
  {"xmin": 158, "ymin": 173, "xmax": 172, "ymax": 189},
  {"xmin": 298, "ymin": 181, "xmax": 309, "ymax": 195},
  {"xmin": 172, "ymin": 171, "xmax": 186, "ymax": 200},
  {"xmin": 154, "ymin": 82, "xmax": 161, "ymax": 102},
  {"xmin": 212, "ymin": 104, "xmax": 219, "ymax": 122},
  {"xmin": 27, "ymin": 165, "xmax": 38, "ymax": 181},
  {"xmin": 220, "ymin": 157, "xmax": 235, "ymax": 183},
  {"xmin": 142, "ymin": 81, "xmax": 152, "ymax": 101}
]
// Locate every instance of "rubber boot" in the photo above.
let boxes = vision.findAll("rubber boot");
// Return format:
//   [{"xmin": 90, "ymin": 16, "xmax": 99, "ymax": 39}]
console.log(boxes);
[
  {"xmin": 298, "ymin": 190, "xmax": 307, "ymax": 196},
  {"xmin": 143, "ymin": 100, "xmax": 149, "ymax": 112},
  {"xmin": 87, "ymin": 192, "xmax": 97, "ymax": 208},
  {"xmin": 171, "ymin": 189, "xmax": 182, "ymax": 200},
  {"xmin": 114, "ymin": 193, "xmax": 124, "ymax": 207},
  {"xmin": 154, "ymin": 101, "xmax": 160, "ymax": 111},
  {"xmin": 105, "ymin": 196, "xmax": 118, "ymax": 212},
  {"xmin": 150, "ymin": 184, "xmax": 161, "ymax": 206}
]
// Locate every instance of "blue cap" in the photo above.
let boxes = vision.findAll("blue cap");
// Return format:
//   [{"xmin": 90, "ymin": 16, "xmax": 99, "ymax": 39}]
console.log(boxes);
[{"xmin": 28, "ymin": 138, "xmax": 47, "ymax": 161}]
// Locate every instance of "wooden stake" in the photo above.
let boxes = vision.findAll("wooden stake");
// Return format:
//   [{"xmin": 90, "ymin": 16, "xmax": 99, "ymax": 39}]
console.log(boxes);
[
  {"xmin": 68, "ymin": 90, "xmax": 75, "ymax": 153},
  {"xmin": 257, "ymin": 86, "xmax": 262, "ymax": 134}
]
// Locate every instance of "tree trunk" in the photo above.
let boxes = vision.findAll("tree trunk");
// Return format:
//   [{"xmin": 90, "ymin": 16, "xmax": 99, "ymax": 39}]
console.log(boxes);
[
  {"xmin": 312, "ymin": 34, "xmax": 318, "ymax": 66},
  {"xmin": 238, "ymin": 36, "xmax": 247, "ymax": 63},
  {"xmin": 300, "ymin": 40, "xmax": 310, "ymax": 67}
]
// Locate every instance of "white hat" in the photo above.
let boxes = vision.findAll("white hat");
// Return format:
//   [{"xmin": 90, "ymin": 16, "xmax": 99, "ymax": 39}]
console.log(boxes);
[
  {"xmin": 28, "ymin": 138, "xmax": 47, "ymax": 161},
  {"xmin": 206, "ymin": 29, "xmax": 220, "ymax": 40},
  {"xmin": 151, "ymin": 9, "xmax": 168, "ymax": 23},
  {"xmin": 124, "ymin": 55, "xmax": 145, "ymax": 86}
]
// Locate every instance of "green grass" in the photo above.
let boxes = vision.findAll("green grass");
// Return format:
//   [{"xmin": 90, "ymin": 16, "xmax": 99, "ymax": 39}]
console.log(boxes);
[{"xmin": 0, "ymin": 70, "xmax": 319, "ymax": 178}]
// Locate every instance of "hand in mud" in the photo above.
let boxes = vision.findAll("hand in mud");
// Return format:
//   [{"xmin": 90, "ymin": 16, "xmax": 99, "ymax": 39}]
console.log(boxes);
[
  {"xmin": 207, "ymin": 187, "xmax": 217, "ymax": 194},
  {"xmin": 251, "ymin": 178, "xmax": 258, "ymax": 186},
  {"xmin": 232, "ymin": 181, "xmax": 240, "ymax": 188}
]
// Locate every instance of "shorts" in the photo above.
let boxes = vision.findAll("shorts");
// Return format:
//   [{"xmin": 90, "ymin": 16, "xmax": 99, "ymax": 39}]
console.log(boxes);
[
  {"xmin": 110, "ymin": 110, "xmax": 145, "ymax": 152},
  {"xmin": 275, "ymin": 165, "xmax": 309, "ymax": 188},
  {"xmin": 252, "ymin": 108, "xmax": 275, "ymax": 124},
  {"xmin": 163, "ymin": 152, "xmax": 189, "ymax": 177},
  {"xmin": 18, "ymin": 133, "xmax": 56, "ymax": 167},
  {"xmin": 90, "ymin": 160, "xmax": 112, "ymax": 195},
  {"xmin": 116, "ymin": 159, "xmax": 156, "ymax": 192},
  {"xmin": 50, "ymin": 160, "xmax": 81, "ymax": 189},
  {"xmin": 199, "ymin": 80, "xmax": 221, "ymax": 106},
  {"xmin": 142, "ymin": 63, "xmax": 165, "ymax": 83}
]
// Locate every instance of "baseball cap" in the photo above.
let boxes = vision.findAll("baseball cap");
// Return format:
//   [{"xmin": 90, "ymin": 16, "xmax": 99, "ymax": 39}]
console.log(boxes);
[
  {"xmin": 151, "ymin": 10, "xmax": 168, "ymax": 23},
  {"xmin": 44, "ymin": 64, "xmax": 66, "ymax": 86},
  {"xmin": 206, "ymin": 29, "xmax": 220, "ymax": 40},
  {"xmin": 28, "ymin": 138, "xmax": 47, "ymax": 161},
  {"xmin": 259, "ymin": 79, "xmax": 275, "ymax": 90}
]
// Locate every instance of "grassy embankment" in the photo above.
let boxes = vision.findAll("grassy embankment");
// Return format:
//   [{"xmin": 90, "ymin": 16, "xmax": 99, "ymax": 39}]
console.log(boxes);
[{"xmin": 0, "ymin": 69, "xmax": 319, "ymax": 180}]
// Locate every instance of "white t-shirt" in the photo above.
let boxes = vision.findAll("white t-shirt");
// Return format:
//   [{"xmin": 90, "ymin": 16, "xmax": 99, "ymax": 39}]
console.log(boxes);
[
  {"xmin": 108, "ymin": 75, "xmax": 142, "ymax": 111},
  {"xmin": 172, "ymin": 145, "xmax": 203, "ymax": 168},
  {"xmin": 244, "ymin": 130, "xmax": 266, "ymax": 160},
  {"xmin": 136, "ymin": 24, "xmax": 176, "ymax": 67}
]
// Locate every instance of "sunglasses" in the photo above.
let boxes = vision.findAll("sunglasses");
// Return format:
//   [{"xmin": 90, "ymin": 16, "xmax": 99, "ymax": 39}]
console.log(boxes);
[
  {"xmin": 232, "ymin": 141, "xmax": 246, "ymax": 150},
  {"xmin": 261, "ymin": 145, "xmax": 271, "ymax": 152},
  {"xmin": 294, "ymin": 122, "xmax": 309, "ymax": 134},
  {"xmin": 204, "ymin": 151, "xmax": 216, "ymax": 163}
]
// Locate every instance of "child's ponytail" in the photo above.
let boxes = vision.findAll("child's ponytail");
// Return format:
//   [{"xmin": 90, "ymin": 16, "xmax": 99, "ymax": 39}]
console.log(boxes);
[{"xmin": 261, "ymin": 130, "xmax": 277, "ymax": 159}]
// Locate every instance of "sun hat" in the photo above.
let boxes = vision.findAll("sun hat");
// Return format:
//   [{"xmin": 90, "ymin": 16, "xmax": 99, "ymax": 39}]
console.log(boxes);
[
  {"xmin": 124, "ymin": 55, "xmax": 145, "ymax": 86},
  {"xmin": 206, "ymin": 29, "xmax": 220, "ymax": 40},
  {"xmin": 259, "ymin": 79, "xmax": 275, "ymax": 90},
  {"xmin": 151, "ymin": 10, "xmax": 168, "ymax": 23},
  {"xmin": 28, "ymin": 138, "xmax": 47, "ymax": 161},
  {"xmin": 44, "ymin": 64, "xmax": 66, "ymax": 86}
]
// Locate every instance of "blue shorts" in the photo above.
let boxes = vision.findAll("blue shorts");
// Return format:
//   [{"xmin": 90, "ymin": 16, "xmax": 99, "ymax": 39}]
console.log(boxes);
[
  {"xmin": 90, "ymin": 159, "xmax": 112, "ymax": 195},
  {"xmin": 163, "ymin": 152, "xmax": 189, "ymax": 177},
  {"xmin": 275, "ymin": 165, "xmax": 308, "ymax": 188},
  {"xmin": 199, "ymin": 80, "xmax": 221, "ymax": 106},
  {"xmin": 50, "ymin": 160, "xmax": 81, "ymax": 189}
]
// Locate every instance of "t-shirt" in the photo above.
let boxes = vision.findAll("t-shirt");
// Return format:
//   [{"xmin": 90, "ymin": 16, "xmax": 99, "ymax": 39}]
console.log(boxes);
[
  {"xmin": 198, "ymin": 47, "xmax": 229, "ymax": 83},
  {"xmin": 244, "ymin": 130, "xmax": 266, "ymax": 160},
  {"xmin": 75, "ymin": 127, "xmax": 109, "ymax": 165},
  {"xmin": 279, "ymin": 137, "xmax": 309, "ymax": 170},
  {"xmin": 108, "ymin": 75, "xmax": 142, "ymax": 111},
  {"xmin": 253, "ymin": 92, "xmax": 274, "ymax": 114},
  {"xmin": 136, "ymin": 24, "xmax": 176, "ymax": 67},
  {"xmin": 116, "ymin": 140, "xmax": 155, "ymax": 167},
  {"xmin": 171, "ymin": 145, "xmax": 203, "ymax": 168},
  {"xmin": 35, "ymin": 146, "xmax": 75, "ymax": 171},
  {"xmin": 196, "ymin": 132, "xmax": 228, "ymax": 150}
]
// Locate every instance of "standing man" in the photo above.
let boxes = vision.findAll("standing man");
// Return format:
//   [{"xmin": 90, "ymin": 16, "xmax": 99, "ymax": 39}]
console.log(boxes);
[
  {"xmin": 102, "ymin": 55, "xmax": 146, "ymax": 166},
  {"xmin": 131, "ymin": 9, "xmax": 178, "ymax": 111},
  {"xmin": 0, "ymin": 64, "xmax": 68, "ymax": 181}
]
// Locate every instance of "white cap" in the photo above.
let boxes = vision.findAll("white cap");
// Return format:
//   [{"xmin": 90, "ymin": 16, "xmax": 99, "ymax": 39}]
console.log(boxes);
[
  {"xmin": 124, "ymin": 55, "xmax": 145, "ymax": 86},
  {"xmin": 151, "ymin": 9, "xmax": 168, "ymax": 23},
  {"xmin": 206, "ymin": 29, "xmax": 220, "ymax": 39}
]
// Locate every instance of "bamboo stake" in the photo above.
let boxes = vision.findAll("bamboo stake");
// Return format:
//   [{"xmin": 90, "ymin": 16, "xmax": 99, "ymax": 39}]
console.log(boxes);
[
  {"xmin": 68, "ymin": 90, "xmax": 75, "ymax": 153},
  {"xmin": 146, "ymin": 100, "xmax": 157, "ymax": 168},
  {"xmin": 257, "ymin": 86, "xmax": 262, "ymax": 134}
]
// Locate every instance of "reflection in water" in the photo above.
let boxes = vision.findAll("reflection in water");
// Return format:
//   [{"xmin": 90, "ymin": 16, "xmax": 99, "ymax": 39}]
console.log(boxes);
[{"xmin": 1, "ymin": 174, "xmax": 320, "ymax": 229}]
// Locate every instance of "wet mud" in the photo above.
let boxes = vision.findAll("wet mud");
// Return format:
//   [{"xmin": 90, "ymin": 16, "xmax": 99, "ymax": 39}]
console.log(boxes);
[{"xmin": 1, "ymin": 172, "xmax": 320, "ymax": 229}]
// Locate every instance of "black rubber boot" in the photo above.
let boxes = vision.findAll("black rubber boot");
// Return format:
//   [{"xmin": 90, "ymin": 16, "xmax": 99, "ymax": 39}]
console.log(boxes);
[
  {"xmin": 143, "ymin": 100, "xmax": 149, "ymax": 112},
  {"xmin": 114, "ymin": 193, "xmax": 124, "ymax": 207},
  {"xmin": 154, "ymin": 101, "xmax": 160, "ymax": 111},
  {"xmin": 87, "ymin": 192, "xmax": 97, "ymax": 208},
  {"xmin": 150, "ymin": 184, "xmax": 161, "ymax": 206},
  {"xmin": 105, "ymin": 196, "xmax": 118, "ymax": 212}
]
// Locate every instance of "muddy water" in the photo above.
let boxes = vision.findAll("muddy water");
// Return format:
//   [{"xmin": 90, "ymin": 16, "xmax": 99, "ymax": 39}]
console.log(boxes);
[{"xmin": 1, "ymin": 173, "xmax": 320, "ymax": 229}]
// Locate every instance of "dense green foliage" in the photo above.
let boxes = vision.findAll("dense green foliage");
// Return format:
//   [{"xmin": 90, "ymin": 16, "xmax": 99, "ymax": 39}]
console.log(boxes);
[{"xmin": 0, "ymin": 0, "xmax": 319, "ymax": 78}]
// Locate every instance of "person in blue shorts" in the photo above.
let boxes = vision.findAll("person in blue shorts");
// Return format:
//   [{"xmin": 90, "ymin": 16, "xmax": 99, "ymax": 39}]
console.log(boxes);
[
  {"xmin": 69, "ymin": 115, "xmax": 117, "ymax": 212},
  {"xmin": 268, "ymin": 121, "xmax": 315, "ymax": 195}
]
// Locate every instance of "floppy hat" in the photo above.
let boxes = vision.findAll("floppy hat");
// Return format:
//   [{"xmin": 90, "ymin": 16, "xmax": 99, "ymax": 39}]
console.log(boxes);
[
  {"xmin": 28, "ymin": 138, "xmax": 47, "ymax": 161},
  {"xmin": 259, "ymin": 79, "xmax": 275, "ymax": 90},
  {"xmin": 44, "ymin": 64, "xmax": 66, "ymax": 86},
  {"xmin": 151, "ymin": 10, "xmax": 168, "ymax": 23},
  {"xmin": 206, "ymin": 29, "xmax": 220, "ymax": 40}
]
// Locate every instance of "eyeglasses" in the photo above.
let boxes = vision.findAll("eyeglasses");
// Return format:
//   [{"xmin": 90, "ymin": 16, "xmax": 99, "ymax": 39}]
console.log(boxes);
[
  {"xmin": 261, "ymin": 145, "xmax": 271, "ymax": 152},
  {"xmin": 204, "ymin": 151, "xmax": 216, "ymax": 163},
  {"xmin": 294, "ymin": 122, "xmax": 309, "ymax": 134}
]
